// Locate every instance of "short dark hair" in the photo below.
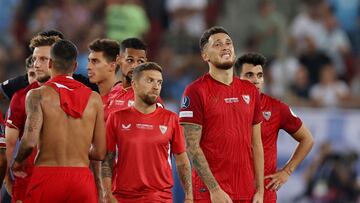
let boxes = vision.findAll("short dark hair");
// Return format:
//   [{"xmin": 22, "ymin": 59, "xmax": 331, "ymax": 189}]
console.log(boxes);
[
  {"xmin": 37, "ymin": 29, "xmax": 65, "ymax": 39},
  {"xmin": 234, "ymin": 52, "xmax": 267, "ymax": 75},
  {"xmin": 120, "ymin": 38, "xmax": 146, "ymax": 53},
  {"xmin": 199, "ymin": 26, "xmax": 230, "ymax": 52},
  {"xmin": 25, "ymin": 55, "xmax": 33, "ymax": 69},
  {"xmin": 50, "ymin": 40, "xmax": 78, "ymax": 74},
  {"xmin": 29, "ymin": 35, "xmax": 61, "ymax": 49},
  {"xmin": 133, "ymin": 62, "xmax": 162, "ymax": 80},
  {"xmin": 89, "ymin": 38, "xmax": 120, "ymax": 62}
]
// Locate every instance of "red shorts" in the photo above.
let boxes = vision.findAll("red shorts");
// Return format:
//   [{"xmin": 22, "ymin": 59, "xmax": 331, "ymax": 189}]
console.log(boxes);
[{"xmin": 24, "ymin": 166, "xmax": 97, "ymax": 203}]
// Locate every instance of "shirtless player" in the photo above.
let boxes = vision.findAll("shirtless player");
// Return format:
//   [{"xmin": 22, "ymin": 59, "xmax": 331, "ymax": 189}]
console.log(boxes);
[{"xmin": 12, "ymin": 40, "xmax": 106, "ymax": 203}]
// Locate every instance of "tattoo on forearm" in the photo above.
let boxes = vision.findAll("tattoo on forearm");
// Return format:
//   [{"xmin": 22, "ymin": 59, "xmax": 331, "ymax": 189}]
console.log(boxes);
[
  {"xmin": 15, "ymin": 91, "xmax": 42, "ymax": 163},
  {"xmin": 101, "ymin": 152, "xmax": 115, "ymax": 178},
  {"xmin": 177, "ymin": 163, "xmax": 192, "ymax": 196},
  {"xmin": 182, "ymin": 124, "xmax": 218, "ymax": 190},
  {"xmin": 90, "ymin": 161, "xmax": 103, "ymax": 190}
]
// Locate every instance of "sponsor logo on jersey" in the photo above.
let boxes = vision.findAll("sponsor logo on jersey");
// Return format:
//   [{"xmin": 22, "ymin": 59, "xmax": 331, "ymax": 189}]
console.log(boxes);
[
  {"xmin": 181, "ymin": 96, "xmax": 190, "ymax": 109},
  {"xmin": 115, "ymin": 100, "xmax": 125, "ymax": 106},
  {"xmin": 136, "ymin": 124, "xmax": 153, "ymax": 130},
  {"xmin": 159, "ymin": 125, "xmax": 168, "ymax": 135},
  {"xmin": 179, "ymin": 111, "xmax": 193, "ymax": 118},
  {"xmin": 262, "ymin": 111, "xmax": 271, "ymax": 121},
  {"xmin": 121, "ymin": 124, "xmax": 131, "ymax": 130},
  {"xmin": 242, "ymin": 95, "xmax": 250, "ymax": 104},
  {"xmin": 224, "ymin": 97, "xmax": 239, "ymax": 103}
]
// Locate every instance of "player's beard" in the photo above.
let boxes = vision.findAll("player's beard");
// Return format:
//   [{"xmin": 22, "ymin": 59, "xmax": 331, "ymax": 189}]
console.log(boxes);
[
  {"xmin": 213, "ymin": 60, "xmax": 234, "ymax": 70},
  {"xmin": 36, "ymin": 75, "xmax": 51, "ymax": 83},
  {"xmin": 124, "ymin": 71, "xmax": 133, "ymax": 84},
  {"xmin": 140, "ymin": 94, "xmax": 158, "ymax": 106}
]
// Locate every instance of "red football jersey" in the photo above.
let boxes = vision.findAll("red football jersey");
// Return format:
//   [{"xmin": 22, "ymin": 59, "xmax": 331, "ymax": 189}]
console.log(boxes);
[
  {"xmin": 5, "ymin": 82, "xmax": 40, "ymax": 194},
  {"xmin": 0, "ymin": 115, "xmax": 5, "ymax": 148},
  {"xmin": 106, "ymin": 106, "xmax": 186, "ymax": 202},
  {"xmin": 179, "ymin": 74, "xmax": 262, "ymax": 200},
  {"xmin": 260, "ymin": 94, "xmax": 302, "ymax": 201}
]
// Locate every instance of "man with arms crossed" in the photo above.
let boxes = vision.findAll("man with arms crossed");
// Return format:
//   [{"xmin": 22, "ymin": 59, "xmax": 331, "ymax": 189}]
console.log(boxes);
[
  {"xmin": 103, "ymin": 62, "xmax": 192, "ymax": 202},
  {"xmin": 235, "ymin": 53, "xmax": 314, "ymax": 203},
  {"xmin": 12, "ymin": 40, "xmax": 106, "ymax": 202},
  {"xmin": 179, "ymin": 26, "xmax": 264, "ymax": 203}
]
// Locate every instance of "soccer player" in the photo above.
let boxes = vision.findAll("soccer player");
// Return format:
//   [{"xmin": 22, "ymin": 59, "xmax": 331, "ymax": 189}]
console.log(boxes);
[
  {"xmin": 105, "ymin": 38, "xmax": 164, "ymax": 115},
  {"xmin": 235, "ymin": 52, "xmax": 314, "ymax": 203},
  {"xmin": 179, "ymin": 26, "xmax": 264, "ymax": 203},
  {"xmin": 12, "ymin": 39, "xmax": 106, "ymax": 203},
  {"xmin": 5, "ymin": 34, "xmax": 61, "ymax": 202},
  {"xmin": 87, "ymin": 38, "xmax": 120, "ymax": 200},
  {"xmin": 103, "ymin": 62, "xmax": 193, "ymax": 202}
]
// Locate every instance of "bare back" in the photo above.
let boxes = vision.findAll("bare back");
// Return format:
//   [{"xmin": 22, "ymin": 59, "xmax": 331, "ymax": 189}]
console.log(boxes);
[{"xmin": 35, "ymin": 86, "xmax": 105, "ymax": 167}]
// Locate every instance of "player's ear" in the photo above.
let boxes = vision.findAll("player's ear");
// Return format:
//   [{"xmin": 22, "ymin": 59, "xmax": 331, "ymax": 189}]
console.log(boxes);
[
  {"xmin": 48, "ymin": 59, "xmax": 53, "ymax": 69},
  {"xmin": 109, "ymin": 62, "xmax": 116, "ymax": 72},
  {"xmin": 201, "ymin": 51, "xmax": 209, "ymax": 62}
]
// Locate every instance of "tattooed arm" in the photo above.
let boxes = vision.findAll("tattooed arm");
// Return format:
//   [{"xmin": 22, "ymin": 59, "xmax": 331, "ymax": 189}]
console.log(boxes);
[
  {"xmin": 181, "ymin": 123, "xmax": 232, "ymax": 203},
  {"xmin": 12, "ymin": 89, "xmax": 43, "ymax": 177},
  {"xmin": 101, "ymin": 151, "xmax": 117, "ymax": 203},
  {"xmin": 174, "ymin": 152, "xmax": 193, "ymax": 201}
]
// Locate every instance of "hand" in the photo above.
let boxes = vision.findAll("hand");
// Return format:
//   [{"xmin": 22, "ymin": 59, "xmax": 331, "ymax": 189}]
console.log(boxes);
[
  {"xmin": 11, "ymin": 161, "xmax": 28, "ymax": 178},
  {"xmin": 252, "ymin": 190, "xmax": 263, "ymax": 203},
  {"xmin": 184, "ymin": 199, "xmax": 193, "ymax": 203},
  {"xmin": 265, "ymin": 169, "xmax": 290, "ymax": 191},
  {"xmin": 210, "ymin": 187, "xmax": 233, "ymax": 203}
]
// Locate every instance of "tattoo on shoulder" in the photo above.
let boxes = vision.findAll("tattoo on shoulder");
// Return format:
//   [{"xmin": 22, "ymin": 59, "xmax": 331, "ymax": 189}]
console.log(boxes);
[{"xmin": 101, "ymin": 152, "xmax": 116, "ymax": 178}]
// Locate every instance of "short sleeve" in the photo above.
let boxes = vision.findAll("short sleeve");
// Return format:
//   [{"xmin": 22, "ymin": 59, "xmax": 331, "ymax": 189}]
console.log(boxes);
[
  {"xmin": 6, "ymin": 92, "xmax": 25, "ymax": 130},
  {"xmin": 279, "ymin": 103, "xmax": 302, "ymax": 134},
  {"xmin": 179, "ymin": 84, "xmax": 204, "ymax": 125},
  {"xmin": 252, "ymin": 89, "xmax": 262, "ymax": 125},
  {"xmin": 170, "ymin": 115, "xmax": 186, "ymax": 154},
  {"xmin": 105, "ymin": 113, "xmax": 117, "ymax": 152}
]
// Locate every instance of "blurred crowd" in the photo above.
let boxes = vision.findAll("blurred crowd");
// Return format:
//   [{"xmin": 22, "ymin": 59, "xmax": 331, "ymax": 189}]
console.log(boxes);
[{"xmin": 0, "ymin": 0, "xmax": 359, "ymax": 111}]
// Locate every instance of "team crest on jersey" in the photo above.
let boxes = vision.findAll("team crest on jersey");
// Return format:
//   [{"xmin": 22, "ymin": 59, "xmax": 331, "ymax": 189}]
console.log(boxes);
[
  {"xmin": 159, "ymin": 125, "xmax": 168, "ymax": 135},
  {"xmin": 121, "ymin": 124, "xmax": 131, "ymax": 130},
  {"xmin": 242, "ymin": 95, "xmax": 250, "ymax": 104},
  {"xmin": 262, "ymin": 111, "xmax": 271, "ymax": 121},
  {"xmin": 128, "ymin": 100, "xmax": 134, "ymax": 107},
  {"xmin": 181, "ymin": 96, "xmax": 190, "ymax": 109}
]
